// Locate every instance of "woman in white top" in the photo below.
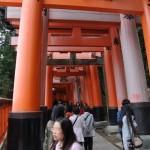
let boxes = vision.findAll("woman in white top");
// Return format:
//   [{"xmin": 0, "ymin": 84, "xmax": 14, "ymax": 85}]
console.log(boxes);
[
  {"xmin": 81, "ymin": 106, "xmax": 95, "ymax": 150},
  {"xmin": 69, "ymin": 106, "xmax": 85, "ymax": 144},
  {"xmin": 50, "ymin": 118, "xmax": 83, "ymax": 150},
  {"xmin": 121, "ymin": 105, "xmax": 138, "ymax": 150}
]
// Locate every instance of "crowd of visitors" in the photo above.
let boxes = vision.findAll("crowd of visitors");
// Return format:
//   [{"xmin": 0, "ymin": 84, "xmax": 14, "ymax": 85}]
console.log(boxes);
[
  {"xmin": 43, "ymin": 98, "xmax": 142, "ymax": 150},
  {"xmin": 43, "ymin": 100, "xmax": 95, "ymax": 150}
]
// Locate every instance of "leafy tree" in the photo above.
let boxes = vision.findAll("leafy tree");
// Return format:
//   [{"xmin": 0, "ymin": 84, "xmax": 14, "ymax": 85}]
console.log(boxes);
[{"xmin": 0, "ymin": 8, "xmax": 16, "ymax": 98}]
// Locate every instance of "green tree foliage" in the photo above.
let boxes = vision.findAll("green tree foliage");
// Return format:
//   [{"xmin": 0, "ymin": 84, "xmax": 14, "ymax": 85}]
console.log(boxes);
[{"xmin": 0, "ymin": 8, "xmax": 16, "ymax": 98}]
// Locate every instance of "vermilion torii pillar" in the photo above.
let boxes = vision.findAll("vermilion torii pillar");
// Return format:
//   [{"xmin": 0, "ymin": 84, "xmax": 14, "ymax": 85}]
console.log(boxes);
[
  {"xmin": 120, "ymin": 14, "xmax": 149, "ymax": 134},
  {"xmin": 79, "ymin": 76, "xmax": 86, "ymax": 104},
  {"xmin": 82, "ymin": 68, "xmax": 89, "ymax": 106},
  {"xmin": 67, "ymin": 83, "xmax": 74, "ymax": 103},
  {"xmin": 7, "ymin": 0, "xmax": 43, "ymax": 150},
  {"xmin": 89, "ymin": 65, "xmax": 105, "ymax": 121},
  {"xmin": 73, "ymin": 77, "xmax": 78, "ymax": 103},
  {"xmin": 40, "ymin": 9, "xmax": 49, "ymax": 141},
  {"xmin": 104, "ymin": 48, "xmax": 118, "ymax": 125},
  {"xmin": 84, "ymin": 66, "xmax": 94, "ymax": 108},
  {"xmin": 110, "ymin": 26, "xmax": 127, "ymax": 107},
  {"xmin": 142, "ymin": 0, "xmax": 150, "ymax": 75},
  {"xmin": 82, "ymin": 76, "xmax": 89, "ymax": 106},
  {"xmin": 45, "ymin": 66, "xmax": 53, "ymax": 112},
  {"xmin": 40, "ymin": 9, "xmax": 49, "ymax": 106}
]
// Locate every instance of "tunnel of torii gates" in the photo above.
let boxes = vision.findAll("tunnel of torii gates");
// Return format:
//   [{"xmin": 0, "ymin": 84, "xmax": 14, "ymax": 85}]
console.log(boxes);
[{"xmin": 1, "ymin": 0, "xmax": 150, "ymax": 149}]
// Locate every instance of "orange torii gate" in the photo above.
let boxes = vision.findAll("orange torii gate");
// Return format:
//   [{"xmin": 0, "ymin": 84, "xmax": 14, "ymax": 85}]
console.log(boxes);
[
  {"xmin": 0, "ymin": 0, "xmax": 143, "ymax": 14},
  {"xmin": 1, "ymin": 0, "xmax": 150, "ymax": 149}
]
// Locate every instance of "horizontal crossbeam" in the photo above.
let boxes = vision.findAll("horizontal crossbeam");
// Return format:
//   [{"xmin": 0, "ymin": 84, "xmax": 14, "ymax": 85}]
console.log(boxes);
[
  {"xmin": 0, "ymin": 0, "xmax": 143, "ymax": 14},
  {"xmin": 47, "ymin": 46, "xmax": 104, "ymax": 52},
  {"xmin": 47, "ymin": 58, "xmax": 103, "ymax": 65},
  {"xmin": 11, "ymin": 35, "xmax": 111, "ymax": 47},
  {"xmin": 53, "ymin": 70, "xmax": 86, "ymax": 77}
]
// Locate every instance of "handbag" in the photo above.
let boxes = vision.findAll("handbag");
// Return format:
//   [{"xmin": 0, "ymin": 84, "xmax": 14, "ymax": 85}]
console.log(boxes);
[
  {"xmin": 127, "ymin": 139, "xmax": 134, "ymax": 150},
  {"xmin": 133, "ymin": 136, "xmax": 143, "ymax": 148},
  {"xmin": 127, "ymin": 116, "xmax": 143, "ymax": 148}
]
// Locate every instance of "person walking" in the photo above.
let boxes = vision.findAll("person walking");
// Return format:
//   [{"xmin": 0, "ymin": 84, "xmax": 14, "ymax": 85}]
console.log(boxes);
[
  {"xmin": 121, "ymin": 104, "xmax": 138, "ymax": 150},
  {"xmin": 50, "ymin": 118, "xmax": 83, "ymax": 150},
  {"xmin": 69, "ymin": 106, "xmax": 85, "ymax": 145},
  {"xmin": 81, "ymin": 106, "xmax": 95, "ymax": 150},
  {"xmin": 117, "ymin": 99, "xmax": 131, "ymax": 150},
  {"xmin": 43, "ymin": 104, "xmax": 65, "ymax": 150}
]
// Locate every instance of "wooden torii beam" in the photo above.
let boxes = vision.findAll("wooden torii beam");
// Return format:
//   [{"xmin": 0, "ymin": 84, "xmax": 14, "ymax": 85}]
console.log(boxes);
[
  {"xmin": 11, "ymin": 35, "xmax": 111, "ymax": 47},
  {"xmin": 47, "ymin": 58, "xmax": 103, "ymax": 65},
  {"xmin": 53, "ymin": 70, "xmax": 86, "ymax": 77},
  {"xmin": 0, "ymin": 0, "xmax": 143, "ymax": 15},
  {"xmin": 9, "ymin": 20, "xmax": 118, "ymax": 29},
  {"xmin": 10, "ymin": 20, "xmax": 116, "ymax": 52},
  {"xmin": 53, "ymin": 66, "xmax": 86, "ymax": 76},
  {"xmin": 47, "ymin": 46, "xmax": 104, "ymax": 52}
]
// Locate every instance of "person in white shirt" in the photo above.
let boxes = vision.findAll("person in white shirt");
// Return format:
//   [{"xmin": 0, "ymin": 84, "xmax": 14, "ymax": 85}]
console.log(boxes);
[
  {"xmin": 121, "ymin": 105, "xmax": 138, "ymax": 150},
  {"xmin": 69, "ymin": 106, "xmax": 85, "ymax": 145},
  {"xmin": 81, "ymin": 106, "xmax": 95, "ymax": 150}
]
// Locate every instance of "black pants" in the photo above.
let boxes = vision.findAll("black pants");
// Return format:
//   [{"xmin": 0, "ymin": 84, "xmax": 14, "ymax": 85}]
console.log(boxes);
[{"xmin": 84, "ymin": 137, "xmax": 93, "ymax": 150}]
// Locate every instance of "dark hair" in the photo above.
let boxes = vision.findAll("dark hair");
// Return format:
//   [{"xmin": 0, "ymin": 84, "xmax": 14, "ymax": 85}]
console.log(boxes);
[
  {"xmin": 56, "ymin": 118, "xmax": 76, "ymax": 150},
  {"xmin": 73, "ymin": 106, "xmax": 80, "ymax": 114},
  {"xmin": 65, "ymin": 103, "xmax": 73, "ymax": 113},
  {"xmin": 122, "ymin": 105, "xmax": 134, "ymax": 127},
  {"xmin": 83, "ymin": 105, "xmax": 90, "ymax": 112},
  {"xmin": 122, "ymin": 99, "xmax": 130, "ymax": 106},
  {"xmin": 53, "ymin": 100, "xmax": 58, "ymax": 106},
  {"xmin": 52, "ymin": 104, "xmax": 65, "ymax": 121}
]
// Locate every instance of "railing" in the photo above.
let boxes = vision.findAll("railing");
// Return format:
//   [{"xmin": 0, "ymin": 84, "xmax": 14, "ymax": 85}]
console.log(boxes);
[{"xmin": 0, "ymin": 98, "xmax": 12, "ymax": 144}]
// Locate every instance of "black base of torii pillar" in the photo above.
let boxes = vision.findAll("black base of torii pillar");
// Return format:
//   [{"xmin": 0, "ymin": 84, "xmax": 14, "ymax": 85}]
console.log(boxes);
[
  {"xmin": 7, "ymin": 112, "xmax": 41, "ymax": 150},
  {"xmin": 131, "ymin": 102, "xmax": 150, "ymax": 134},
  {"xmin": 92, "ymin": 106, "xmax": 106, "ymax": 121}
]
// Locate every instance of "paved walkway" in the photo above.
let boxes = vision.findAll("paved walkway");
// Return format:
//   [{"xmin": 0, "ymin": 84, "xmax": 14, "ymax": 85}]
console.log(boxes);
[{"xmin": 93, "ymin": 132, "xmax": 120, "ymax": 150}]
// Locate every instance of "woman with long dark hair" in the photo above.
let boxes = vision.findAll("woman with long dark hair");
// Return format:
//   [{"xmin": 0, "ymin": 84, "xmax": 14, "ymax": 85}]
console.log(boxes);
[
  {"xmin": 50, "ymin": 118, "xmax": 83, "ymax": 150},
  {"xmin": 43, "ymin": 104, "xmax": 65, "ymax": 150},
  {"xmin": 121, "ymin": 105, "xmax": 137, "ymax": 150},
  {"xmin": 81, "ymin": 105, "xmax": 95, "ymax": 150}
]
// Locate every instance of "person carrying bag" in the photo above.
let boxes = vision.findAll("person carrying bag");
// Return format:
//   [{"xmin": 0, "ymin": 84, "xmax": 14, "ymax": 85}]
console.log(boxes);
[
  {"xmin": 121, "ymin": 104, "xmax": 143, "ymax": 150},
  {"xmin": 127, "ymin": 115, "xmax": 143, "ymax": 149}
]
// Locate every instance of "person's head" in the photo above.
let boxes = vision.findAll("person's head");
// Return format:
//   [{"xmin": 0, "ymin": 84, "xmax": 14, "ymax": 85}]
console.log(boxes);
[
  {"xmin": 52, "ymin": 104, "xmax": 65, "ymax": 121},
  {"xmin": 53, "ymin": 100, "xmax": 58, "ymax": 106},
  {"xmin": 73, "ymin": 106, "xmax": 80, "ymax": 115},
  {"xmin": 65, "ymin": 104, "xmax": 73, "ymax": 113},
  {"xmin": 83, "ymin": 105, "xmax": 90, "ymax": 112},
  {"xmin": 52, "ymin": 118, "xmax": 76, "ymax": 150},
  {"xmin": 122, "ymin": 104, "xmax": 134, "ymax": 118},
  {"xmin": 122, "ymin": 99, "xmax": 130, "ymax": 106}
]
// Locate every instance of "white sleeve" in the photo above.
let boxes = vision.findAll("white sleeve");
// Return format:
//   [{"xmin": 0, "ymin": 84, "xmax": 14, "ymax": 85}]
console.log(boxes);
[
  {"xmin": 132, "ymin": 116, "xmax": 138, "ymax": 128},
  {"xmin": 71, "ymin": 142, "xmax": 83, "ymax": 150},
  {"xmin": 80, "ymin": 116, "xmax": 86, "ymax": 130}
]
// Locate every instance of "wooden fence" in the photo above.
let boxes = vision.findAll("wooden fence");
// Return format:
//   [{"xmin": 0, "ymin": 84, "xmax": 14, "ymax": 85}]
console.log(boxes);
[{"xmin": 0, "ymin": 98, "xmax": 12, "ymax": 144}]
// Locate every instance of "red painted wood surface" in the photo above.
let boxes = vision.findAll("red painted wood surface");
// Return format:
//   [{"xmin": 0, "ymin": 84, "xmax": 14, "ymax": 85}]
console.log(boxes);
[{"xmin": 0, "ymin": 98, "xmax": 12, "ymax": 144}]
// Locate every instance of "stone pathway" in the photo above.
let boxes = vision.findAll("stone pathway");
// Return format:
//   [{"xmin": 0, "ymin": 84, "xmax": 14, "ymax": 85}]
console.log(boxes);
[
  {"xmin": 96, "ymin": 129, "xmax": 150, "ymax": 150},
  {"xmin": 93, "ymin": 132, "xmax": 120, "ymax": 150}
]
